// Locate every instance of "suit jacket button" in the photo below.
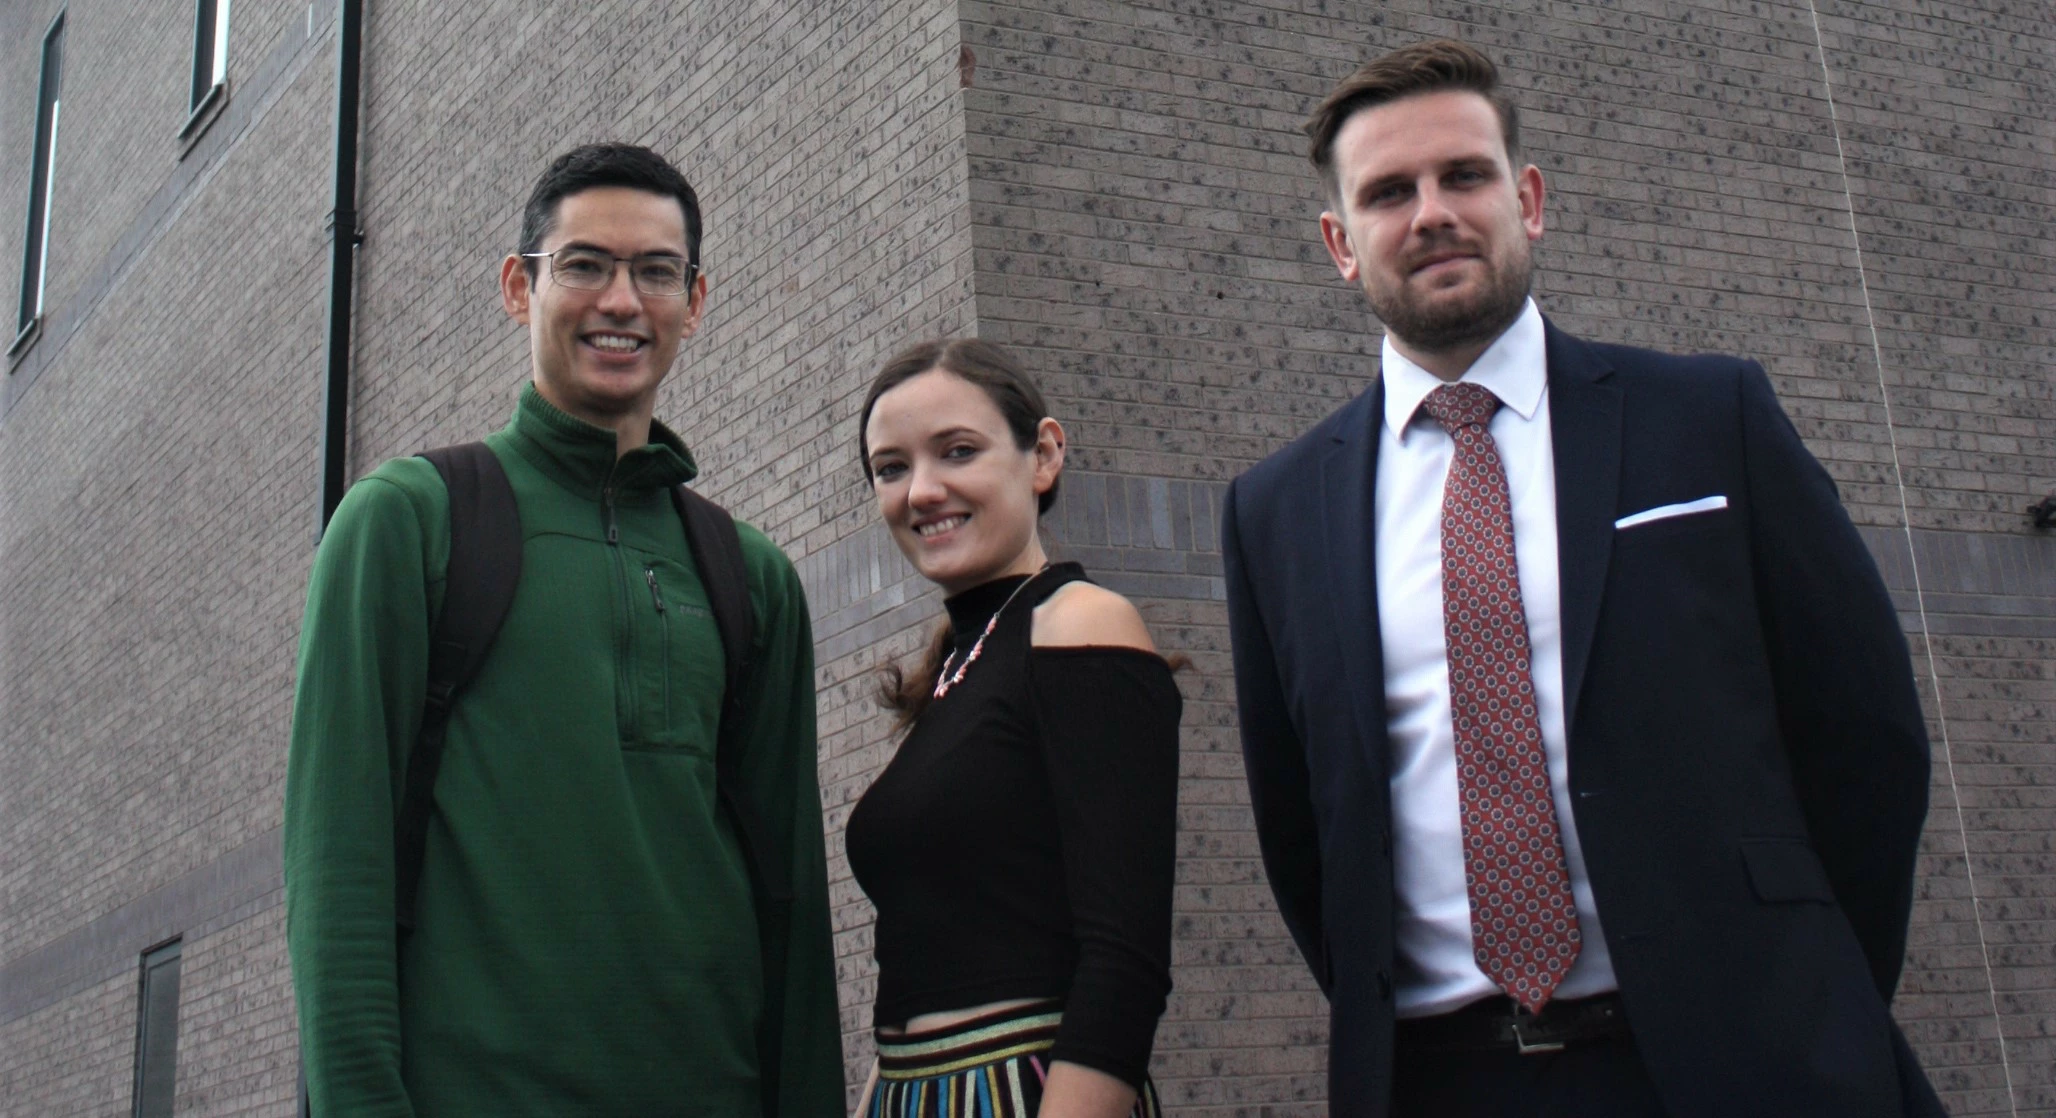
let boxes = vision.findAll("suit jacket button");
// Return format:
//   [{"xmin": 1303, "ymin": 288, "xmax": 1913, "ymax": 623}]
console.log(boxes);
[{"xmin": 1377, "ymin": 971, "xmax": 1392, "ymax": 1000}]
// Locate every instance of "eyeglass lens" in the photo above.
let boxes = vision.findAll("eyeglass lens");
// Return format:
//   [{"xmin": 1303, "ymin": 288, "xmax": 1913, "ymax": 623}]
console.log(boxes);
[{"xmin": 551, "ymin": 249, "xmax": 693, "ymax": 295}]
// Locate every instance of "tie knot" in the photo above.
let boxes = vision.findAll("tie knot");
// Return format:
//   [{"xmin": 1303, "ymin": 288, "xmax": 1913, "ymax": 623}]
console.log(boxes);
[{"xmin": 1420, "ymin": 382, "xmax": 1501, "ymax": 432}]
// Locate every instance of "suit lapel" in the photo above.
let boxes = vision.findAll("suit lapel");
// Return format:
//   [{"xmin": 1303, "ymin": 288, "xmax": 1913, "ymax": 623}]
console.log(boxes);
[
  {"xmin": 1545, "ymin": 321, "xmax": 1621, "ymax": 737},
  {"xmin": 1320, "ymin": 379, "xmax": 1390, "ymax": 779}
]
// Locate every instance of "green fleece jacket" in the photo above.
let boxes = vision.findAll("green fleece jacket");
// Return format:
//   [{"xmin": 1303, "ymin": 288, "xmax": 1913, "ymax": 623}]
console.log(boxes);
[{"xmin": 284, "ymin": 386, "xmax": 842, "ymax": 1117}]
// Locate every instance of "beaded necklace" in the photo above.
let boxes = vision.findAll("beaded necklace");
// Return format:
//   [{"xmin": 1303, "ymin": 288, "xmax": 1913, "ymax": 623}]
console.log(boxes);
[{"xmin": 932, "ymin": 566, "xmax": 1047, "ymax": 700}]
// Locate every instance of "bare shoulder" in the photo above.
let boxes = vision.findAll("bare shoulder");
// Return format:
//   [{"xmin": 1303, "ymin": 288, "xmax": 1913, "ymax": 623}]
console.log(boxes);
[{"xmin": 1031, "ymin": 581, "xmax": 1156, "ymax": 651}]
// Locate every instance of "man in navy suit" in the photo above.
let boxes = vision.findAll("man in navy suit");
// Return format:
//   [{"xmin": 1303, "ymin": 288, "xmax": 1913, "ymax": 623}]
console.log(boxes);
[{"xmin": 1222, "ymin": 39, "xmax": 1942, "ymax": 1117}]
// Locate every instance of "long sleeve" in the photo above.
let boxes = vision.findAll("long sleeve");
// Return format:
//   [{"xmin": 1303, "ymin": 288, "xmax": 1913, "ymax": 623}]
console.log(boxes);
[
  {"xmin": 283, "ymin": 471, "xmax": 440, "ymax": 1118},
  {"xmin": 1028, "ymin": 647, "xmax": 1181, "ymax": 1088},
  {"xmin": 733, "ymin": 523, "xmax": 845, "ymax": 1116},
  {"xmin": 1221, "ymin": 478, "xmax": 1330, "ymax": 993},
  {"xmin": 1735, "ymin": 362, "xmax": 1930, "ymax": 999}
]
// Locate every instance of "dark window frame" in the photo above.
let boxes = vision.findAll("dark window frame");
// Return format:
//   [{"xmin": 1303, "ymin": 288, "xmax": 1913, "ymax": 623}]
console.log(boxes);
[
  {"xmin": 131, "ymin": 938, "xmax": 184, "ymax": 1118},
  {"xmin": 10, "ymin": 11, "xmax": 63, "ymax": 359},
  {"xmin": 178, "ymin": 0, "xmax": 229, "ymax": 143}
]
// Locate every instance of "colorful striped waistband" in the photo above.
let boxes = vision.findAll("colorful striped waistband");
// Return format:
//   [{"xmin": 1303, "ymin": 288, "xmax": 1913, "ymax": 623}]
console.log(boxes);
[{"xmin": 875, "ymin": 1000, "xmax": 1063, "ymax": 1081}]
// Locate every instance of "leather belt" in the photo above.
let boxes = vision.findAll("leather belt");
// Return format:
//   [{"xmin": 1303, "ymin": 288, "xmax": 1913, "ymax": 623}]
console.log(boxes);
[{"xmin": 1395, "ymin": 993, "xmax": 1628, "ymax": 1055}]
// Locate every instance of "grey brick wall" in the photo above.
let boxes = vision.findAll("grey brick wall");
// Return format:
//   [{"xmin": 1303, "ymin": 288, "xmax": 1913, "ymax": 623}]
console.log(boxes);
[
  {"xmin": 0, "ymin": 974, "xmax": 134, "ymax": 1118},
  {"xmin": 0, "ymin": 0, "xmax": 339, "ymax": 1113},
  {"xmin": 1, "ymin": 0, "xmax": 2048, "ymax": 1115},
  {"xmin": 0, "ymin": 0, "xmax": 67, "ymax": 332}
]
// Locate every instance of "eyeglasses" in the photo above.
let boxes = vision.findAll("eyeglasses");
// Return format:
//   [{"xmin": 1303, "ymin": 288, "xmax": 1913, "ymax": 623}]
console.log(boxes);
[{"xmin": 521, "ymin": 248, "xmax": 699, "ymax": 296}]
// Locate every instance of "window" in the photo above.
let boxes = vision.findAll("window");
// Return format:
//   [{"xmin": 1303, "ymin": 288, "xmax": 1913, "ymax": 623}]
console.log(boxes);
[
  {"xmin": 11, "ymin": 12, "xmax": 62, "ymax": 356},
  {"xmin": 131, "ymin": 940, "xmax": 183, "ymax": 1118},
  {"xmin": 189, "ymin": 0, "xmax": 229, "ymax": 112}
]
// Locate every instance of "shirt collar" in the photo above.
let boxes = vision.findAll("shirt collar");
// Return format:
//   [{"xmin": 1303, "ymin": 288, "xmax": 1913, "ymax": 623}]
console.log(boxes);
[
  {"xmin": 1381, "ymin": 298, "xmax": 1546, "ymax": 441},
  {"xmin": 506, "ymin": 382, "xmax": 698, "ymax": 498}
]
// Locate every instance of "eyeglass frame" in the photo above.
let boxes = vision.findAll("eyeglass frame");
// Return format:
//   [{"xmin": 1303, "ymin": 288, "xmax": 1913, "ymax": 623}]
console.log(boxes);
[{"xmin": 518, "ymin": 247, "xmax": 702, "ymax": 297}]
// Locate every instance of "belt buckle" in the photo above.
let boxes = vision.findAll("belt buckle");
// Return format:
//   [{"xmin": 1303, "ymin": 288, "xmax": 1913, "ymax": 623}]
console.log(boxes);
[{"xmin": 1510, "ymin": 1015, "xmax": 1566, "ymax": 1055}]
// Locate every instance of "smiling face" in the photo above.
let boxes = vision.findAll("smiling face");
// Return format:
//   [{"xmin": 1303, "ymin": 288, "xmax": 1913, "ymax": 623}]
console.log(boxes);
[
  {"xmin": 1319, "ymin": 90, "xmax": 1545, "ymax": 376},
  {"xmin": 500, "ymin": 186, "xmax": 708, "ymax": 432},
  {"xmin": 863, "ymin": 369, "xmax": 1064, "ymax": 596}
]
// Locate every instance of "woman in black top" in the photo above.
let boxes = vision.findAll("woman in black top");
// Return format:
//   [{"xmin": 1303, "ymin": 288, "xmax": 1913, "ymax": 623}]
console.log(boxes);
[{"xmin": 846, "ymin": 339, "xmax": 1180, "ymax": 1118}]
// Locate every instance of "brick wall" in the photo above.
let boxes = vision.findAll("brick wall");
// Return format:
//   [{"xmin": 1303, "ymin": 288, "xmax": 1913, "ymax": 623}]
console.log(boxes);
[
  {"xmin": 1, "ymin": 0, "xmax": 2048, "ymax": 1114},
  {"xmin": 0, "ymin": 0, "xmax": 340, "ymax": 1112},
  {"xmin": 0, "ymin": 0, "xmax": 67, "ymax": 331},
  {"xmin": 0, "ymin": 974, "xmax": 133, "ymax": 1118},
  {"xmin": 956, "ymin": 0, "xmax": 2053, "ymax": 1113}
]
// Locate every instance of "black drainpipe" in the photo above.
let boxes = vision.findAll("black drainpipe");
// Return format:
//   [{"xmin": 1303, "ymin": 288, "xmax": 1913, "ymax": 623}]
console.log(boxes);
[{"xmin": 317, "ymin": 0, "xmax": 365, "ymax": 536}]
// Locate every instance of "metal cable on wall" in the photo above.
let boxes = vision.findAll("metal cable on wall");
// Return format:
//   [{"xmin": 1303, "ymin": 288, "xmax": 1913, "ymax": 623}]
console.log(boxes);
[{"xmin": 1803, "ymin": 5, "xmax": 2019, "ymax": 1113}]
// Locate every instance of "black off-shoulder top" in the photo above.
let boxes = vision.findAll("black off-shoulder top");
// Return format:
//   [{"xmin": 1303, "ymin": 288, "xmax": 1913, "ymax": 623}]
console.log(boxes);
[{"xmin": 846, "ymin": 563, "xmax": 1181, "ymax": 1087}]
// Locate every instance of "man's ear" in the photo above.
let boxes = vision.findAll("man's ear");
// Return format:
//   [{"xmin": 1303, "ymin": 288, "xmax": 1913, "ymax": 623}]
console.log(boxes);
[
  {"xmin": 1319, "ymin": 210, "xmax": 1359, "ymax": 285},
  {"xmin": 1032, "ymin": 417, "xmax": 1066, "ymax": 496},
  {"xmin": 1518, "ymin": 164, "xmax": 1546, "ymax": 242},
  {"xmin": 500, "ymin": 255, "xmax": 532, "ymax": 324},
  {"xmin": 678, "ymin": 271, "xmax": 710, "ymax": 339}
]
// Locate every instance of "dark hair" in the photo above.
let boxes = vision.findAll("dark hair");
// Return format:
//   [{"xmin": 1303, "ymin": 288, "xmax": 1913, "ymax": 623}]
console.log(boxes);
[
  {"xmin": 857, "ymin": 338, "xmax": 1059, "ymax": 514},
  {"xmin": 517, "ymin": 143, "xmax": 704, "ymax": 278},
  {"xmin": 859, "ymin": 338, "xmax": 1061, "ymax": 730},
  {"xmin": 1304, "ymin": 39, "xmax": 1521, "ymax": 199}
]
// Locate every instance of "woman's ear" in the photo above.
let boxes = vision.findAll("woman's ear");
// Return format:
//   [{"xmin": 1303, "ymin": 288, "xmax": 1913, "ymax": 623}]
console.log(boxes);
[{"xmin": 1032, "ymin": 417, "xmax": 1066, "ymax": 496}]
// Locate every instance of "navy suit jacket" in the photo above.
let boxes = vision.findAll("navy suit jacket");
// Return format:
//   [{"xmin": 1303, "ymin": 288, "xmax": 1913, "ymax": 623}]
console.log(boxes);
[{"xmin": 1222, "ymin": 322, "xmax": 1941, "ymax": 1117}]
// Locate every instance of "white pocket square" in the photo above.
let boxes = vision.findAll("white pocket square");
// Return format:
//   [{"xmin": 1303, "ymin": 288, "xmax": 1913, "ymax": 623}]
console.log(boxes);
[{"xmin": 1615, "ymin": 495, "xmax": 1728, "ymax": 530}]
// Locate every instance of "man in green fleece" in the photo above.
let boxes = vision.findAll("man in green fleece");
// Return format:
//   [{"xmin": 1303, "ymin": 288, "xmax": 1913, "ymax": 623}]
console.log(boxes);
[{"xmin": 285, "ymin": 143, "xmax": 843, "ymax": 1117}]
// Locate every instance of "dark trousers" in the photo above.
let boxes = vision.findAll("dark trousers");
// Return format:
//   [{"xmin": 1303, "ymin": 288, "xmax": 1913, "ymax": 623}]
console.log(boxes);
[{"xmin": 1393, "ymin": 1030, "xmax": 1668, "ymax": 1118}]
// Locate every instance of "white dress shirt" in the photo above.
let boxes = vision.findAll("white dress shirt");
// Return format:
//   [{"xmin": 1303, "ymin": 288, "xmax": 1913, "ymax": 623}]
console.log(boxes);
[{"xmin": 1374, "ymin": 299, "xmax": 1620, "ymax": 1017}]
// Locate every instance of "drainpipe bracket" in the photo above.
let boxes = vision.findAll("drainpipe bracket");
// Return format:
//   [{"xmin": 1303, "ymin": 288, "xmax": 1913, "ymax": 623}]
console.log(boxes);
[{"xmin": 325, "ymin": 209, "xmax": 364, "ymax": 246}]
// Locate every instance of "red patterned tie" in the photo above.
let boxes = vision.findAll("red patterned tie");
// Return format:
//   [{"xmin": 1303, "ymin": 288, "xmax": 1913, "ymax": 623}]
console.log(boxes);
[{"xmin": 1421, "ymin": 381, "xmax": 1581, "ymax": 1014}]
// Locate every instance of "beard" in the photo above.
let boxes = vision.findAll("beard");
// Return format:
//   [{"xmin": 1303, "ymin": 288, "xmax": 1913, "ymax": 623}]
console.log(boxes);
[{"xmin": 1365, "ymin": 237, "xmax": 1534, "ymax": 356}]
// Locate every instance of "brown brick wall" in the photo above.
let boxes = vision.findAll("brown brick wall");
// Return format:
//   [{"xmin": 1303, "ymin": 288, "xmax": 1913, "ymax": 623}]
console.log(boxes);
[{"xmin": 957, "ymin": 0, "xmax": 2053, "ymax": 1113}]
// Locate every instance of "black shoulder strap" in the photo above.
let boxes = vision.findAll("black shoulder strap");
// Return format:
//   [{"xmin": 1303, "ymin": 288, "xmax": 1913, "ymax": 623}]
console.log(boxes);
[
  {"xmin": 671, "ymin": 484, "xmax": 790, "ymax": 1118},
  {"xmin": 672, "ymin": 485, "xmax": 786, "ymax": 904},
  {"xmin": 671, "ymin": 485, "xmax": 756, "ymax": 741},
  {"xmin": 394, "ymin": 442, "xmax": 523, "ymax": 933}
]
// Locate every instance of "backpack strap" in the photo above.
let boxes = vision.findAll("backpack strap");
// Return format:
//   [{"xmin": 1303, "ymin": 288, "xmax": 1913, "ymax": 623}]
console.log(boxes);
[
  {"xmin": 671, "ymin": 484, "xmax": 790, "ymax": 1118},
  {"xmin": 672, "ymin": 485, "xmax": 757, "ymax": 754},
  {"xmin": 394, "ymin": 443, "xmax": 523, "ymax": 933}
]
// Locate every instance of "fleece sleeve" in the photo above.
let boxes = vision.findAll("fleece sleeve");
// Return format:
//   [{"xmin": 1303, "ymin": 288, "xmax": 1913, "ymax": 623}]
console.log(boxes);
[
  {"xmin": 283, "ymin": 469, "xmax": 440, "ymax": 1118},
  {"xmin": 733, "ymin": 524, "xmax": 847, "ymax": 1116}
]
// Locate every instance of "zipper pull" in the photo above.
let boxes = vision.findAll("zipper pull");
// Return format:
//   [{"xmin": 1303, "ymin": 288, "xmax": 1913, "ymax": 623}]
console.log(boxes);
[
  {"xmin": 644, "ymin": 566, "xmax": 666, "ymax": 612},
  {"xmin": 602, "ymin": 486, "xmax": 619, "ymax": 545}
]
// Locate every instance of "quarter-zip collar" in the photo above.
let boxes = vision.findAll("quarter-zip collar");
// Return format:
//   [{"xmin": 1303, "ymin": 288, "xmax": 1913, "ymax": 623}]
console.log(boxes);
[{"xmin": 505, "ymin": 383, "xmax": 698, "ymax": 501}]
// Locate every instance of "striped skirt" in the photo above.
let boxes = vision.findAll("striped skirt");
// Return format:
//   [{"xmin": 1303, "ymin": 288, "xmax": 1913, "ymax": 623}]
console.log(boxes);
[{"xmin": 868, "ymin": 1000, "xmax": 1163, "ymax": 1118}]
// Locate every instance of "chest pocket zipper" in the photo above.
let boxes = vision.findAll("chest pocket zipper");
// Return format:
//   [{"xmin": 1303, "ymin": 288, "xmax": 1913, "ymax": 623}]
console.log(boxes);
[{"xmin": 645, "ymin": 564, "xmax": 670, "ymax": 728}]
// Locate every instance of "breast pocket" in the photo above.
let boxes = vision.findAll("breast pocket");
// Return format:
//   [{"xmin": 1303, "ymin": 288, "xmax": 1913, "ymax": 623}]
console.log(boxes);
[
  {"xmin": 1612, "ymin": 501, "xmax": 1732, "ymax": 548},
  {"xmin": 625, "ymin": 553, "xmax": 725, "ymax": 756},
  {"xmin": 1597, "ymin": 500, "xmax": 1757, "ymax": 691}
]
